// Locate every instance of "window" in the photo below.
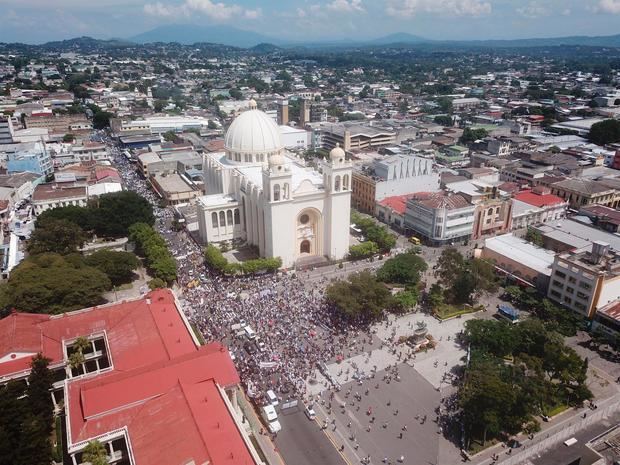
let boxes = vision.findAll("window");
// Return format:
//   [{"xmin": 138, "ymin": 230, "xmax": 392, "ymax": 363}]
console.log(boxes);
[
  {"xmin": 566, "ymin": 286, "xmax": 574, "ymax": 294},
  {"xmin": 335, "ymin": 175, "xmax": 341, "ymax": 191},
  {"xmin": 300, "ymin": 214, "xmax": 310, "ymax": 224},
  {"xmin": 574, "ymin": 302, "xmax": 587, "ymax": 311},
  {"xmin": 579, "ymin": 281, "xmax": 591, "ymax": 290},
  {"xmin": 576, "ymin": 291, "xmax": 588, "ymax": 300},
  {"xmin": 552, "ymin": 280, "xmax": 564, "ymax": 289},
  {"xmin": 212, "ymin": 212, "xmax": 218, "ymax": 228},
  {"xmin": 568, "ymin": 276, "xmax": 576, "ymax": 284},
  {"xmin": 227, "ymin": 210, "xmax": 233, "ymax": 226},
  {"xmin": 273, "ymin": 184, "xmax": 280, "ymax": 201},
  {"xmin": 555, "ymin": 271, "xmax": 566, "ymax": 279},
  {"xmin": 219, "ymin": 211, "xmax": 225, "ymax": 226},
  {"xmin": 550, "ymin": 290, "xmax": 561, "ymax": 298},
  {"xmin": 343, "ymin": 174, "xmax": 350, "ymax": 190},
  {"xmin": 563, "ymin": 296, "xmax": 572, "ymax": 304},
  {"xmin": 234, "ymin": 209, "xmax": 240, "ymax": 225}
]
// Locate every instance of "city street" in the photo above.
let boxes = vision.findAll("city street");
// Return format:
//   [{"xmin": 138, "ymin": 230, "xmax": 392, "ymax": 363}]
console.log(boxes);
[{"xmin": 275, "ymin": 406, "xmax": 346, "ymax": 465}]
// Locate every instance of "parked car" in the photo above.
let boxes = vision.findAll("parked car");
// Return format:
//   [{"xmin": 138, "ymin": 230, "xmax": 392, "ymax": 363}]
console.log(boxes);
[{"xmin": 304, "ymin": 404, "xmax": 316, "ymax": 420}]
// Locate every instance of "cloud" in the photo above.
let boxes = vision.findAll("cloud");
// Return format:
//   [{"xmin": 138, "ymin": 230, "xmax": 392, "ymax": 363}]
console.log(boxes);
[
  {"xmin": 386, "ymin": 0, "xmax": 491, "ymax": 17},
  {"xmin": 598, "ymin": 0, "xmax": 620, "ymax": 13},
  {"xmin": 516, "ymin": 1, "xmax": 550, "ymax": 18},
  {"xmin": 326, "ymin": 0, "xmax": 365, "ymax": 12},
  {"xmin": 143, "ymin": 0, "xmax": 261, "ymax": 21}
]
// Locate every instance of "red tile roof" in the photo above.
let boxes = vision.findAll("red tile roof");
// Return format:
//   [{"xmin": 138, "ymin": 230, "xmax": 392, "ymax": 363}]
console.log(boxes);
[
  {"xmin": 1, "ymin": 289, "xmax": 255, "ymax": 465},
  {"xmin": 0, "ymin": 289, "xmax": 196, "ymax": 379},
  {"xmin": 378, "ymin": 194, "xmax": 414, "ymax": 215},
  {"xmin": 513, "ymin": 189, "xmax": 566, "ymax": 208},
  {"xmin": 410, "ymin": 191, "xmax": 471, "ymax": 210},
  {"xmin": 67, "ymin": 343, "xmax": 250, "ymax": 465}
]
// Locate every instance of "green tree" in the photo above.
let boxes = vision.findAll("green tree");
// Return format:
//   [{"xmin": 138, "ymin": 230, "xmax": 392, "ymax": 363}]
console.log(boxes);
[
  {"xmin": 204, "ymin": 244, "xmax": 229, "ymax": 272},
  {"xmin": 325, "ymin": 271, "xmax": 394, "ymax": 321},
  {"xmin": 84, "ymin": 250, "xmax": 139, "ymax": 285},
  {"xmin": 460, "ymin": 127, "xmax": 489, "ymax": 144},
  {"xmin": 434, "ymin": 115, "xmax": 453, "ymax": 126},
  {"xmin": 525, "ymin": 227, "xmax": 544, "ymax": 246},
  {"xmin": 36, "ymin": 205, "xmax": 94, "ymax": 233},
  {"xmin": 377, "ymin": 251, "xmax": 427, "ymax": 285},
  {"xmin": 2, "ymin": 253, "xmax": 111, "ymax": 314},
  {"xmin": 82, "ymin": 440, "xmax": 109, "ymax": 465},
  {"xmin": 92, "ymin": 110, "xmax": 113, "ymax": 130},
  {"xmin": 229, "ymin": 88, "xmax": 243, "ymax": 100},
  {"xmin": 393, "ymin": 289, "xmax": 419, "ymax": 312},
  {"xmin": 427, "ymin": 283, "xmax": 444, "ymax": 309},
  {"xmin": 63, "ymin": 133, "xmax": 75, "ymax": 142},
  {"xmin": 162, "ymin": 130, "xmax": 180, "ymax": 143},
  {"xmin": 26, "ymin": 354, "xmax": 54, "ymax": 432},
  {"xmin": 589, "ymin": 119, "xmax": 620, "ymax": 145},
  {"xmin": 90, "ymin": 191, "xmax": 155, "ymax": 237},
  {"xmin": 348, "ymin": 241, "xmax": 379, "ymax": 260},
  {"xmin": 27, "ymin": 218, "xmax": 86, "ymax": 255}
]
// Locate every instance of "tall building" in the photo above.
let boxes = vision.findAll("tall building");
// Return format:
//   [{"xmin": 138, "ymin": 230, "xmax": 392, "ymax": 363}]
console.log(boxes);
[
  {"xmin": 351, "ymin": 154, "xmax": 440, "ymax": 214},
  {"xmin": 548, "ymin": 242, "xmax": 620, "ymax": 319},
  {"xmin": 299, "ymin": 98, "xmax": 310, "ymax": 127},
  {"xmin": 197, "ymin": 100, "xmax": 352, "ymax": 268},
  {"xmin": 276, "ymin": 99, "xmax": 289, "ymax": 125},
  {"xmin": 404, "ymin": 191, "xmax": 475, "ymax": 245},
  {"xmin": 0, "ymin": 116, "xmax": 14, "ymax": 144}
]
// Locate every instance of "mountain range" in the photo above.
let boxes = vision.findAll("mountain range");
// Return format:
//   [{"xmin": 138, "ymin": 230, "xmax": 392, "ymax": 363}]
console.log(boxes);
[{"xmin": 128, "ymin": 25, "xmax": 620, "ymax": 49}]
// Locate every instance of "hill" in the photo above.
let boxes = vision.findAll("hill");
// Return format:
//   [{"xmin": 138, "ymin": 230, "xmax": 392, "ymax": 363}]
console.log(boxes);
[{"xmin": 130, "ymin": 24, "xmax": 277, "ymax": 48}]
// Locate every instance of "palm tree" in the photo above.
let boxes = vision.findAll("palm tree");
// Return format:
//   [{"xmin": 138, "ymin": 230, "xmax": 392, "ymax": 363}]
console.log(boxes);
[{"xmin": 82, "ymin": 440, "xmax": 109, "ymax": 465}]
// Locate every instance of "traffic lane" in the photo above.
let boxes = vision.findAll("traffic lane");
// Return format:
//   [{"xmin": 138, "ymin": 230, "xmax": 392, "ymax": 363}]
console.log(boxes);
[{"xmin": 275, "ymin": 406, "xmax": 346, "ymax": 465}]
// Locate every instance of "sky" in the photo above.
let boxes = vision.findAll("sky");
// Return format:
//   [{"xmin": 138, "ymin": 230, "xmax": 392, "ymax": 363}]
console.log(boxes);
[{"xmin": 1, "ymin": 0, "xmax": 620, "ymax": 44}]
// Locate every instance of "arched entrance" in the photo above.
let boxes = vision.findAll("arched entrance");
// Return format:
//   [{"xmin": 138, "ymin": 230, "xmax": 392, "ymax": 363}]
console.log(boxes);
[
  {"xmin": 295, "ymin": 208, "xmax": 322, "ymax": 258},
  {"xmin": 300, "ymin": 240, "xmax": 311, "ymax": 254}
]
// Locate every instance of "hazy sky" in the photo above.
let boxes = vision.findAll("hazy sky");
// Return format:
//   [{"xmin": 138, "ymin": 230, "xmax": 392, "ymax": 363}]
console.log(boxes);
[{"xmin": 1, "ymin": 0, "xmax": 620, "ymax": 44}]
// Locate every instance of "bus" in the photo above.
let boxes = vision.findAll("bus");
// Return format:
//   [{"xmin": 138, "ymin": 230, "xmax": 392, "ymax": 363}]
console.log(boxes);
[{"xmin": 497, "ymin": 304, "xmax": 519, "ymax": 323}]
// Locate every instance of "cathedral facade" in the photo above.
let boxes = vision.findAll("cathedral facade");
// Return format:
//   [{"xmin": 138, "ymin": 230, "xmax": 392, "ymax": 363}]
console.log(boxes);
[{"xmin": 197, "ymin": 100, "xmax": 352, "ymax": 268}]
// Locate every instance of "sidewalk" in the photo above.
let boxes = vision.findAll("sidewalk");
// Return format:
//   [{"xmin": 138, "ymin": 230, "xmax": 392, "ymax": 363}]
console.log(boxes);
[{"xmin": 237, "ymin": 393, "xmax": 287, "ymax": 465}]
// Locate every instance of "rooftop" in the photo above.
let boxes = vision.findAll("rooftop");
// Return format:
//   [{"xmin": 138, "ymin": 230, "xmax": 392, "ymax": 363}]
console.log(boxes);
[
  {"xmin": 537, "ymin": 219, "xmax": 620, "ymax": 253},
  {"xmin": 409, "ymin": 191, "xmax": 472, "ymax": 210},
  {"xmin": 551, "ymin": 178, "xmax": 615, "ymax": 195},
  {"xmin": 378, "ymin": 194, "xmax": 414, "ymax": 215},
  {"xmin": 32, "ymin": 183, "xmax": 86, "ymax": 202},
  {"xmin": 513, "ymin": 189, "xmax": 567, "ymax": 208},
  {"xmin": 484, "ymin": 233, "xmax": 555, "ymax": 276}
]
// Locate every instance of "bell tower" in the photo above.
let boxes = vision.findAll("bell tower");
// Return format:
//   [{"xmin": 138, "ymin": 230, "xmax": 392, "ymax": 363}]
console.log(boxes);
[{"xmin": 323, "ymin": 144, "xmax": 352, "ymax": 261}]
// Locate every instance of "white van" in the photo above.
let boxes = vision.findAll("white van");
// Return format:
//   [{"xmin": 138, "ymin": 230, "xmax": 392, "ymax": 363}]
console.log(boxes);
[
  {"xmin": 261, "ymin": 405, "xmax": 278, "ymax": 423},
  {"xmin": 266, "ymin": 389, "xmax": 279, "ymax": 406},
  {"xmin": 244, "ymin": 325, "xmax": 256, "ymax": 340}
]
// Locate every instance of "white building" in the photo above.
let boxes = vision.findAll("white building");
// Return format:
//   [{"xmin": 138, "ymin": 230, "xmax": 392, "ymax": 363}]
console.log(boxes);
[
  {"xmin": 404, "ymin": 191, "xmax": 475, "ymax": 245},
  {"xmin": 197, "ymin": 100, "xmax": 352, "ymax": 268}
]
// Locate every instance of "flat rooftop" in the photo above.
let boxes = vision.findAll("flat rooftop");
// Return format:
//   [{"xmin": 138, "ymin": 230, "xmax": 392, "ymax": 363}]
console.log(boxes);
[
  {"xmin": 152, "ymin": 172, "xmax": 196, "ymax": 193},
  {"xmin": 484, "ymin": 233, "xmax": 556, "ymax": 275},
  {"xmin": 537, "ymin": 219, "xmax": 620, "ymax": 253}
]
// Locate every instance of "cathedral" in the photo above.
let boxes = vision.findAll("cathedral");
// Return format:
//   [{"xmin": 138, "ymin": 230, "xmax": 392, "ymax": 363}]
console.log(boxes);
[{"xmin": 197, "ymin": 100, "xmax": 352, "ymax": 268}]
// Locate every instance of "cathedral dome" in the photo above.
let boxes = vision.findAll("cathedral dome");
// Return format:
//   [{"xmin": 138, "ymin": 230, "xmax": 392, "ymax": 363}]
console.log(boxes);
[{"xmin": 224, "ymin": 105, "xmax": 283, "ymax": 162}]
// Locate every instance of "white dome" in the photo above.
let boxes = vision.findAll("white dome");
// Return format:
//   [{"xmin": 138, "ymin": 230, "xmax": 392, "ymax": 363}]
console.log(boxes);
[
  {"xmin": 224, "ymin": 109, "xmax": 283, "ymax": 160},
  {"xmin": 330, "ymin": 143, "xmax": 346, "ymax": 162}
]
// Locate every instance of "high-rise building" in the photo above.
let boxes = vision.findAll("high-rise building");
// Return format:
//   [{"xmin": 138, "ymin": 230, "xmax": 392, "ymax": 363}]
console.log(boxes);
[
  {"xmin": 299, "ymin": 98, "xmax": 310, "ymax": 127},
  {"xmin": 277, "ymin": 99, "xmax": 289, "ymax": 125}
]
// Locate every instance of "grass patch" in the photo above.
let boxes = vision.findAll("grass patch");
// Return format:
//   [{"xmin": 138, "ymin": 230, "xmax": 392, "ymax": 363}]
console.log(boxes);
[
  {"xmin": 191, "ymin": 323, "xmax": 206, "ymax": 346},
  {"xmin": 468, "ymin": 437, "xmax": 500, "ymax": 455},
  {"xmin": 546, "ymin": 404, "xmax": 569, "ymax": 417},
  {"xmin": 434, "ymin": 303, "xmax": 482, "ymax": 320}
]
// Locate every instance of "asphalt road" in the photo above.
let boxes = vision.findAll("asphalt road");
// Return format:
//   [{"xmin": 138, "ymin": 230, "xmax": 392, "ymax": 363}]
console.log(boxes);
[{"xmin": 275, "ymin": 405, "xmax": 347, "ymax": 465}]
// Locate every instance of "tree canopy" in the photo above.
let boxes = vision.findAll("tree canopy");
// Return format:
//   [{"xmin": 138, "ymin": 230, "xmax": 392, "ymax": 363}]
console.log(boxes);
[
  {"xmin": 0, "ymin": 253, "xmax": 111, "ymax": 314},
  {"xmin": 459, "ymin": 318, "xmax": 591, "ymax": 448},
  {"xmin": 460, "ymin": 127, "xmax": 489, "ymax": 144},
  {"xmin": 325, "ymin": 271, "xmax": 394, "ymax": 322},
  {"xmin": 37, "ymin": 191, "xmax": 154, "ymax": 238},
  {"xmin": 27, "ymin": 218, "xmax": 86, "ymax": 255},
  {"xmin": 351, "ymin": 211, "xmax": 396, "ymax": 252},
  {"xmin": 377, "ymin": 250, "xmax": 427, "ymax": 286},
  {"xmin": 0, "ymin": 355, "xmax": 54, "ymax": 465},
  {"xmin": 589, "ymin": 119, "xmax": 620, "ymax": 145},
  {"xmin": 84, "ymin": 250, "xmax": 140, "ymax": 286},
  {"xmin": 129, "ymin": 223, "xmax": 177, "ymax": 284},
  {"xmin": 435, "ymin": 248, "xmax": 497, "ymax": 304}
]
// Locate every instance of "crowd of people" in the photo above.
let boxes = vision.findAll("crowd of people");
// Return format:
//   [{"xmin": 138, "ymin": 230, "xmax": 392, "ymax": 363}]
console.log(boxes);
[{"xmin": 106, "ymin": 139, "xmax": 367, "ymax": 403}]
